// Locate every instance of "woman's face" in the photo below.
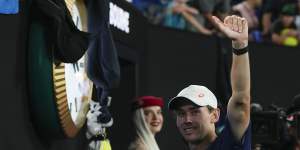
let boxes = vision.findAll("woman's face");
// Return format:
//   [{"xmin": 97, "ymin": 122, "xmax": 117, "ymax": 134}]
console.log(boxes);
[{"xmin": 143, "ymin": 106, "xmax": 163, "ymax": 135}]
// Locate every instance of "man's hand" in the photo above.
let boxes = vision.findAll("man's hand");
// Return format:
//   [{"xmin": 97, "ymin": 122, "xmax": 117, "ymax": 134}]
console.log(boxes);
[
  {"xmin": 286, "ymin": 29, "xmax": 300, "ymax": 37},
  {"xmin": 212, "ymin": 15, "xmax": 248, "ymax": 49}
]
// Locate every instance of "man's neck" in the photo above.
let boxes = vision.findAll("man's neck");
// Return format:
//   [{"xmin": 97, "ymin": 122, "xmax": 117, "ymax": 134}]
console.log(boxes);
[{"xmin": 188, "ymin": 133, "xmax": 217, "ymax": 150}]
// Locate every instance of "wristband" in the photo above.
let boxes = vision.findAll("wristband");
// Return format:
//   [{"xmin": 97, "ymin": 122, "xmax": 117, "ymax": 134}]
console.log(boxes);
[{"xmin": 232, "ymin": 46, "xmax": 248, "ymax": 55}]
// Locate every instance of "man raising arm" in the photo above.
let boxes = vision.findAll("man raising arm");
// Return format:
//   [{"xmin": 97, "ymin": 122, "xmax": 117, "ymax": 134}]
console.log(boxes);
[
  {"xmin": 168, "ymin": 15, "xmax": 251, "ymax": 150},
  {"xmin": 213, "ymin": 15, "xmax": 251, "ymax": 141}
]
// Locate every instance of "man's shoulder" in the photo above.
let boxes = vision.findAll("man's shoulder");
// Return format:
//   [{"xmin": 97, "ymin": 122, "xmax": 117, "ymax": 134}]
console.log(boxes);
[{"xmin": 209, "ymin": 118, "xmax": 251, "ymax": 150}]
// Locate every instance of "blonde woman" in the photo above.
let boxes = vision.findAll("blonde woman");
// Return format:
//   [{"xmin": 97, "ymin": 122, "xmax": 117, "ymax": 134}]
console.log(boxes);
[{"xmin": 129, "ymin": 96, "xmax": 164, "ymax": 150}]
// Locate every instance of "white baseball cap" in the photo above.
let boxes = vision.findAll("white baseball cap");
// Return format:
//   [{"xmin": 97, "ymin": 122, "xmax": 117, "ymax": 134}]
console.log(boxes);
[{"xmin": 168, "ymin": 85, "xmax": 218, "ymax": 110}]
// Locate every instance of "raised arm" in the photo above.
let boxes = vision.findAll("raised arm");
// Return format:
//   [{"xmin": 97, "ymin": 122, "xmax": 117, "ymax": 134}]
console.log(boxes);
[{"xmin": 212, "ymin": 15, "xmax": 251, "ymax": 141}]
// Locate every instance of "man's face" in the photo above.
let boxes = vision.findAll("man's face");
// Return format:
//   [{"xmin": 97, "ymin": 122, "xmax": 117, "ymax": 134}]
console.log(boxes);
[
  {"xmin": 282, "ymin": 15, "xmax": 295, "ymax": 27},
  {"xmin": 175, "ymin": 105, "xmax": 218, "ymax": 144},
  {"xmin": 143, "ymin": 106, "xmax": 164, "ymax": 135}
]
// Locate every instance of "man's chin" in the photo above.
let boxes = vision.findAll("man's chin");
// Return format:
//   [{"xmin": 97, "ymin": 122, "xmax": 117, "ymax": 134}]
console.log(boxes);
[{"xmin": 183, "ymin": 134, "xmax": 199, "ymax": 143}]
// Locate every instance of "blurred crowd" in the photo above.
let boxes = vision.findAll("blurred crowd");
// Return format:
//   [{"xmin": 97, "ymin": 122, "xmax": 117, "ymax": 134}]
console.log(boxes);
[{"xmin": 131, "ymin": 0, "xmax": 300, "ymax": 47}]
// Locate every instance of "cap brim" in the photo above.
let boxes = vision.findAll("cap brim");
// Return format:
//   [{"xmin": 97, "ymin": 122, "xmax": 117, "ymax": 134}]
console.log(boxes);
[{"xmin": 168, "ymin": 96, "xmax": 199, "ymax": 110}]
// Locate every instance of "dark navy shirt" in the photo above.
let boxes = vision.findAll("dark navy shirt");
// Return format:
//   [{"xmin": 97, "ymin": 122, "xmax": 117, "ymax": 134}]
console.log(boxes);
[{"xmin": 208, "ymin": 118, "xmax": 251, "ymax": 150}]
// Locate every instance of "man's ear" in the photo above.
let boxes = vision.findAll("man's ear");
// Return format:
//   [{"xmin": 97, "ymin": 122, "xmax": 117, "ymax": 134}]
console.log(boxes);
[{"xmin": 211, "ymin": 108, "xmax": 220, "ymax": 123}]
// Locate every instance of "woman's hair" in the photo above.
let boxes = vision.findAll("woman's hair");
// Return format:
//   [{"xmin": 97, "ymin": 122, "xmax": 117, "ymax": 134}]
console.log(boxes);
[{"xmin": 132, "ymin": 108, "xmax": 160, "ymax": 150}]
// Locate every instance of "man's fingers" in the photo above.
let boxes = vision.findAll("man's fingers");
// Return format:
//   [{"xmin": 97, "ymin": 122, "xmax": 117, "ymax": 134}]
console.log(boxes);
[
  {"xmin": 213, "ymin": 15, "xmax": 248, "ymax": 40},
  {"xmin": 212, "ymin": 16, "xmax": 224, "ymax": 29},
  {"xmin": 224, "ymin": 16, "xmax": 230, "ymax": 26},
  {"xmin": 243, "ymin": 18, "xmax": 248, "ymax": 33},
  {"xmin": 213, "ymin": 15, "xmax": 248, "ymax": 41},
  {"xmin": 229, "ymin": 16, "xmax": 233, "ymax": 30},
  {"xmin": 241, "ymin": 18, "xmax": 246, "ymax": 33},
  {"xmin": 212, "ymin": 16, "xmax": 222, "ymax": 24},
  {"xmin": 238, "ymin": 17, "xmax": 243, "ymax": 33},
  {"xmin": 233, "ymin": 15, "xmax": 238, "ymax": 32}
]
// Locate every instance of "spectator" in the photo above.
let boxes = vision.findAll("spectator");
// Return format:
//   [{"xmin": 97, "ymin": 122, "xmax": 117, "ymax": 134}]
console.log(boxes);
[
  {"xmin": 132, "ymin": 0, "xmax": 168, "ymax": 24},
  {"xmin": 164, "ymin": 0, "xmax": 213, "ymax": 35},
  {"xmin": 163, "ymin": 0, "xmax": 196, "ymax": 30},
  {"xmin": 232, "ymin": 0, "xmax": 263, "ymax": 42},
  {"xmin": 271, "ymin": 4, "xmax": 300, "ymax": 47},
  {"xmin": 129, "ymin": 96, "xmax": 164, "ymax": 150},
  {"xmin": 261, "ymin": 0, "xmax": 298, "ymax": 37}
]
